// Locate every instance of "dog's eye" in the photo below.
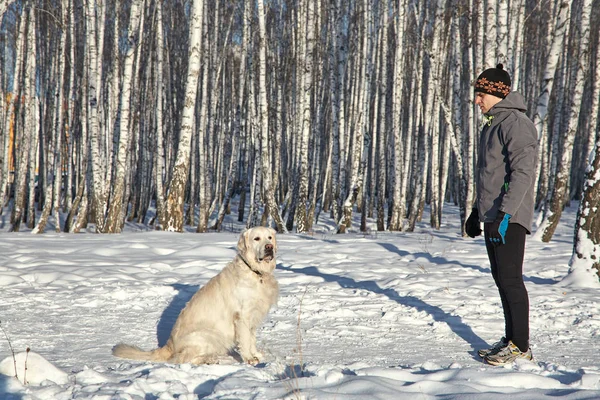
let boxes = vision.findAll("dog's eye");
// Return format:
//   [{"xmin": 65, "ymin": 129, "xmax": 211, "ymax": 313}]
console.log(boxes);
[
  {"xmin": 253, "ymin": 237, "xmax": 260, "ymax": 241},
  {"xmin": 268, "ymin": 236, "xmax": 272, "ymax": 240}
]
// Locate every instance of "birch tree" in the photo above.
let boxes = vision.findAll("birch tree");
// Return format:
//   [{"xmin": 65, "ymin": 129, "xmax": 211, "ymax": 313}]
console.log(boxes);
[
  {"xmin": 1, "ymin": 5, "xmax": 27, "ymax": 213},
  {"xmin": 567, "ymin": 132, "xmax": 600, "ymax": 284},
  {"xmin": 35, "ymin": 0, "xmax": 68, "ymax": 233},
  {"xmin": 0, "ymin": 2, "xmax": 14, "ymax": 19},
  {"xmin": 86, "ymin": 0, "xmax": 108, "ymax": 231},
  {"xmin": 532, "ymin": 0, "xmax": 569, "ymax": 202},
  {"xmin": 103, "ymin": 0, "xmax": 143, "ymax": 233},
  {"xmin": 338, "ymin": 0, "xmax": 371, "ymax": 233},
  {"xmin": 388, "ymin": 0, "xmax": 408, "ymax": 231},
  {"xmin": 567, "ymin": 14, "xmax": 600, "ymax": 281},
  {"xmin": 24, "ymin": 5, "xmax": 37, "ymax": 229},
  {"xmin": 257, "ymin": 0, "xmax": 287, "ymax": 232},
  {"xmin": 538, "ymin": 0, "xmax": 592, "ymax": 242},
  {"xmin": 10, "ymin": 6, "xmax": 34, "ymax": 232},
  {"xmin": 153, "ymin": 1, "xmax": 167, "ymax": 229},
  {"xmin": 375, "ymin": 0, "xmax": 389, "ymax": 232},
  {"xmin": 164, "ymin": 0, "xmax": 204, "ymax": 232}
]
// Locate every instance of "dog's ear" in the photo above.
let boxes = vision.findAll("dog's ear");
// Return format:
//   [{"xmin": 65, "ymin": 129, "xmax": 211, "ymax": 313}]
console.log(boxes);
[{"xmin": 237, "ymin": 229, "xmax": 249, "ymax": 254}]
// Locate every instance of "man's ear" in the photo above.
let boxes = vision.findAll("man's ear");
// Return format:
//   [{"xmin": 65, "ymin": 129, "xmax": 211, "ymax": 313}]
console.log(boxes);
[{"xmin": 237, "ymin": 229, "xmax": 249, "ymax": 254}]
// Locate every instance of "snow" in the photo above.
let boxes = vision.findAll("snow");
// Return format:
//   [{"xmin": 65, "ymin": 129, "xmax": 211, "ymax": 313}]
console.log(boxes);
[{"xmin": 1, "ymin": 203, "xmax": 600, "ymax": 399}]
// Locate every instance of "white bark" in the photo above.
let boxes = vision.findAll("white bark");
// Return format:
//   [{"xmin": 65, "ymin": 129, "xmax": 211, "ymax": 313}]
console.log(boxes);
[
  {"xmin": 257, "ymin": 0, "xmax": 286, "ymax": 232},
  {"xmin": 24, "ymin": 6, "xmax": 37, "ymax": 229},
  {"xmin": 11, "ymin": 7, "xmax": 34, "ymax": 231},
  {"xmin": 154, "ymin": 2, "xmax": 166, "ymax": 229},
  {"xmin": 389, "ymin": 0, "xmax": 407, "ymax": 231},
  {"xmin": 86, "ymin": 0, "xmax": 107, "ymax": 231},
  {"xmin": 566, "ymin": 130, "xmax": 600, "ymax": 286},
  {"xmin": 509, "ymin": 0, "xmax": 525, "ymax": 86},
  {"xmin": 195, "ymin": 9, "xmax": 210, "ymax": 232},
  {"xmin": 34, "ymin": 0, "xmax": 68, "ymax": 233},
  {"xmin": 484, "ymin": 0, "xmax": 497, "ymax": 67},
  {"xmin": 339, "ymin": 0, "xmax": 372, "ymax": 233},
  {"xmin": 1, "ymin": 6, "xmax": 27, "ymax": 210},
  {"xmin": 496, "ymin": 0, "xmax": 508, "ymax": 66},
  {"xmin": 532, "ymin": 0, "xmax": 569, "ymax": 200},
  {"xmin": 103, "ymin": 1, "xmax": 143, "ymax": 233},
  {"xmin": 164, "ymin": 0, "xmax": 204, "ymax": 232},
  {"xmin": 539, "ymin": 0, "xmax": 592, "ymax": 242},
  {"xmin": 0, "ymin": 1, "xmax": 15, "ymax": 20}
]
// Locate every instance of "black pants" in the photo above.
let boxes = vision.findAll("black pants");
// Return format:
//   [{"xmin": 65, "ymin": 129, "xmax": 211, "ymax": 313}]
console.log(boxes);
[{"xmin": 484, "ymin": 222, "xmax": 529, "ymax": 352}]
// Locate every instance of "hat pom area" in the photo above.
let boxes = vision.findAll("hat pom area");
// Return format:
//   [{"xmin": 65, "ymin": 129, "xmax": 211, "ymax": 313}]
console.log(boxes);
[{"xmin": 496, "ymin": 63, "xmax": 504, "ymax": 70}]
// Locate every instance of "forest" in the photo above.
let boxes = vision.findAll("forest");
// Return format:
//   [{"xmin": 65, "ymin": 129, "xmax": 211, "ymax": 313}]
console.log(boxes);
[{"xmin": 0, "ymin": 0, "xmax": 599, "ymax": 278}]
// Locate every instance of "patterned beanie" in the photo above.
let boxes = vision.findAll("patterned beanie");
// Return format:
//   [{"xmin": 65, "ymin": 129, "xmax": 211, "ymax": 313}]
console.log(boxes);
[{"xmin": 474, "ymin": 63, "xmax": 511, "ymax": 98}]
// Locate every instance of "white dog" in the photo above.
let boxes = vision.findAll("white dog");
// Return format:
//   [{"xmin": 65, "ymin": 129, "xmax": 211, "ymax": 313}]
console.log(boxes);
[{"xmin": 112, "ymin": 227, "xmax": 279, "ymax": 365}]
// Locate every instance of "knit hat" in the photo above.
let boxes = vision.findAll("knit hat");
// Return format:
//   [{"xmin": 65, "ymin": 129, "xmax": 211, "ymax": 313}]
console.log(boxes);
[{"xmin": 474, "ymin": 64, "xmax": 511, "ymax": 98}]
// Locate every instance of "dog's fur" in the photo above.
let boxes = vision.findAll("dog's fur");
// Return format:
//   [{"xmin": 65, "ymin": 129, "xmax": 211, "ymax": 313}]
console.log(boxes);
[{"xmin": 112, "ymin": 227, "xmax": 279, "ymax": 365}]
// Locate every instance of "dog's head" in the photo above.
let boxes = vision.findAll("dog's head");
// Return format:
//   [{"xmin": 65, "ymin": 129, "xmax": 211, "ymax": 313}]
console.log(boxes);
[{"xmin": 237, "ymin": 226, "xmax": 277, "ymax": 274}]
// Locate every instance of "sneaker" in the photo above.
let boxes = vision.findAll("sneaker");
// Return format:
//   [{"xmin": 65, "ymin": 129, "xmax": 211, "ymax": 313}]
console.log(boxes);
[
  {"xmin": 477, "ymin": 337, "xmax": 508, "ymax": 358},
  {"xmin": 485, "ymin": 340, "xmax": 533, "ymax": 366}
]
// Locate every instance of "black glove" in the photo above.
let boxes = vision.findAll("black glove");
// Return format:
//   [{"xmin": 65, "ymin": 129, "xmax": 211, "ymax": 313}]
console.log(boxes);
[
  {"xmin": 465, "ymin": 208, "xmax": 482, "ymax": 238},
  {"xmin": 488, "ymin": 211, "xmax": 511, "ymax": 246}
]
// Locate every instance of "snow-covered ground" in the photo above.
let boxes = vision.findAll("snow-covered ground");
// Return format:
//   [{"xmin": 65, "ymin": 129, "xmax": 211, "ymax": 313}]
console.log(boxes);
[{"xmin": 1, "ymin": 203, "xmax": 600, "ymax": 399}]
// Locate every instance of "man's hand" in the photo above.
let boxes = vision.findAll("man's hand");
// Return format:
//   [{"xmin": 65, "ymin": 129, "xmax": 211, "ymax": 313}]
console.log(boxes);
[
  {"xmin": 465, "ymin": 208, "xmax": 482, "ymax": 238},
  {"xmin": 489, "ymin": 211, "xmax": 511, "ymax": 246}
]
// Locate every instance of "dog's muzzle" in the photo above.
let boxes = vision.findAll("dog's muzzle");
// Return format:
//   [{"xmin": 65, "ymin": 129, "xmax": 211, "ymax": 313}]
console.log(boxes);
[{"xmin": 261, "ymin": 244, "xmax": 274, "ymax": 262}]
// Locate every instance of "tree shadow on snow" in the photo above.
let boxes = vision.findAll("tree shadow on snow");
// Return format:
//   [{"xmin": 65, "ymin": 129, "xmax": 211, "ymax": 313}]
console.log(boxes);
[
  {"xmin": 378, "ymin": 242, "xmax": 491, "ymax": 275},
  {"xmin": 0, "ymin": 374, "xmax": 22, "ymax": 400},
  {"xmin": 379, "ymin": 242, "xmax": 557, "ymax": 285},
  {"xmin": 278, "ymin": 264, "xmax": 489, "ymax": 359},
  {"xmin": 156, "ymin": 284, "xmax": 200, "ymax": 347}
]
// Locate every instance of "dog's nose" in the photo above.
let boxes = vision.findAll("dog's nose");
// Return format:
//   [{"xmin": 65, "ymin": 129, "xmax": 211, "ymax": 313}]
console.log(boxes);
[{"xmin": 265, "ymin": 244, "xmax": 273, "ymax": 251}]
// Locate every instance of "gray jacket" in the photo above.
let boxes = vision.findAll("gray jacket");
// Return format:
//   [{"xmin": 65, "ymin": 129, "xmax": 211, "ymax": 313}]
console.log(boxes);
[{"xmin": 475, "ymin": 91, "xmax": 538, "ymax": 233}]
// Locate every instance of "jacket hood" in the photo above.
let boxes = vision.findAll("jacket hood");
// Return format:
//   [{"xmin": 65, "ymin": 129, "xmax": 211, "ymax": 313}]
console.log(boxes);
[{"xmin": 488, "ymin": 91, "xmax": 527, "ymax": 115}]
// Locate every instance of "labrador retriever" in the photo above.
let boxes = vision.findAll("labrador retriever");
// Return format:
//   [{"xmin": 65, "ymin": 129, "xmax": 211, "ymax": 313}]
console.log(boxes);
[{"xmin": 112, "ymin": 226, "xmax": 279, "ymax": 365}]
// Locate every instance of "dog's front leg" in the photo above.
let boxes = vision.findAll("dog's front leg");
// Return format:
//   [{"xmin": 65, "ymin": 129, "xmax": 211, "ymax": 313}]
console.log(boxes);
[
  {"xmin": 234, "ymin": 313, "xmax": 260, "ymax": 365},
  {"xmin": 249, "ymin": 328, "xmax": 262, "ymax": 359}
]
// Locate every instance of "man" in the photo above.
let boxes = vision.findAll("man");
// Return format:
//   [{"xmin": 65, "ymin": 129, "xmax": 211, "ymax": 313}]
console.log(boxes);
[{"xmin": 465, "ymin": 64, "xmax": 538, "ymax": 366}]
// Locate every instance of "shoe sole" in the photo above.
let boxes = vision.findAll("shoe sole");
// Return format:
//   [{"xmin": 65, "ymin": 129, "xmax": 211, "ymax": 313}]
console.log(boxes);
[{"xmin": 485, "ymin": 355, "xmax": 534, "ymax": 366}]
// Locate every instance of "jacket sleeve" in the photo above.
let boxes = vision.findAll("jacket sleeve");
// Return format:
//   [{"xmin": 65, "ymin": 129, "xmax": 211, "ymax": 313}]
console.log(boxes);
[{"xmin": 499, "ymin": 113, "xmax": 538, "ymax": 217}]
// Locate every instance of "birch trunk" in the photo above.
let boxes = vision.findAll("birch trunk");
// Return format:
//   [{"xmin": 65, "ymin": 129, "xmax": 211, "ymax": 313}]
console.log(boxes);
[
  {"xmin": 568, "ymin": 132, "xmax": 600, "ymax": 283},
  {"xmin": 532, "ymin": 0, "xmax": 569, "ymax": 201},
  {"xmin": 10, "ymin": 7, "xmax": 34, "ymax": 232},
  {"xmin": 388, "ymin": 0, "xmax": 407, "ymax": 231},
  {"xmin": 567, "ymin": 18, "xmax": 600, "ymax": 280},
  {"xmin": 164, "ymin": 0, "xmax": 204, "ymax": 232},
  {"xmin": 1, "ymin": 6, "xmax": 27, "ymax": 212},
  {"xmin": 329, "ymin": 0, "xmax": 347, "ymax": 226},
  {"xmin": 295, "ymin": 0, "xmax": 311, "ymax": 233},
  {"xmin": 539, "ymin": 0, "xmax": 592, "ymax": 242},
  {"xmin": 195, "ymin": 9, "xmax": 210, "ymax": 232},
  {"xmin": 257, "ymin": 0, "xmax": 286, "ymax": 232},
  {"xmin": 374, "ymin": 0, "xmax": 388, "ymax": 232},
  {"xmin": 35, "ymin": 0, "xmax": 68, "ymax": 233},
  {"xmin": 496, "ymin": 0, "xmax": 508, "ymax": 66},
  {"xmin": 484, "ymin": 0, "xmax": 497, "ymax": 67},
  {"xmin": 339, "ymin": 0, "xmax": 371, "ymax": 233},
  {"xmin": 154, "ymin": 2, "xmax": 167, "ymax": 229},
  {"xmin": 25, "ymin": 7, "xmax": 37, "ymax": 229},
  {"xmin": 86, "ymin": 0, "xmax": 107, "ymax": 231},
  {"xmin": 103, "ymin": 1, "xmax": 143, "ymax": 233}
]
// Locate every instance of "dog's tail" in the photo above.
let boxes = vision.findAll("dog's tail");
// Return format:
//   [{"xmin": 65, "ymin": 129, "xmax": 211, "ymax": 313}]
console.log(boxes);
[{"xmin": 112, "ymin": 343, "xmax": 172, "ymax": 362}]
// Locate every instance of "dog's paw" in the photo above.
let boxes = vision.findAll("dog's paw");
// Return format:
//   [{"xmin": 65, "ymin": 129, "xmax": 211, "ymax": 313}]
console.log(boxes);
[{"xmin": 246, "ymin": 356, "xmax": 260, "ymax": 366}]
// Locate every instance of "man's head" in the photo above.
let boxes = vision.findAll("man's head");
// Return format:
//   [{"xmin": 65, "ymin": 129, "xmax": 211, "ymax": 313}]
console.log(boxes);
[{"xmin": 474, "ymin": 63, "xmax": 511, "ymax": 114}]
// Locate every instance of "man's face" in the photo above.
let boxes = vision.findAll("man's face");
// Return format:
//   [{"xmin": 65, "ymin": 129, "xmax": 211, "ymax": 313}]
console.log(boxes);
[{"xmin": 474, "ymin": 92, "xmax": 502, "ymax": 114}]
